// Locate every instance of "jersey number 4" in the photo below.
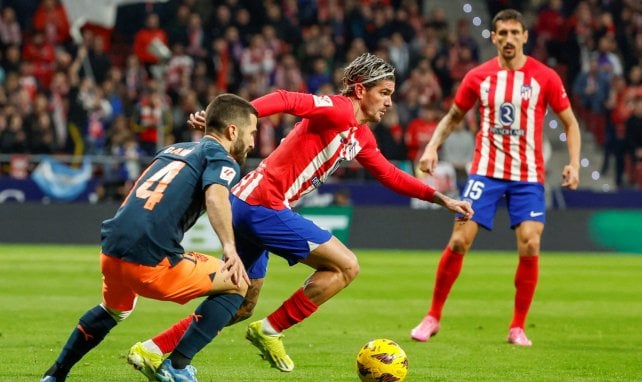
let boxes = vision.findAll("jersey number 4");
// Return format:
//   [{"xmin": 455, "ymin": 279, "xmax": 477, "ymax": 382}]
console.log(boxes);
[{"xmin": 127, "ymin": 160, "xmax": 186, "ymax": 210}]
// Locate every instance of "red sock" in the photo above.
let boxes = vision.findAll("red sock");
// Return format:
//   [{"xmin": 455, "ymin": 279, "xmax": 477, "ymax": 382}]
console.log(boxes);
[
  {"xmin": 428, "ymin": 246, "xmax": 464, "ymax": 321},
  {"xmin": 152, "ymin": 315, "xmax": 193, "ymax": 354},
  {"xmin": 510, "ymin": 256, "xmax": 539, "ymax": 329},
  {"xmin": 267, "ymin": 288, "xmax": 318, "ymax": 332}
]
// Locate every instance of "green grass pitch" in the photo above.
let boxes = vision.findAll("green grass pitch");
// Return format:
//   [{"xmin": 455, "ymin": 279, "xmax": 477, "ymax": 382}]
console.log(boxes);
[{"xmin": 1, "ymin": 244, "xmax": 641, "ymax": 381}]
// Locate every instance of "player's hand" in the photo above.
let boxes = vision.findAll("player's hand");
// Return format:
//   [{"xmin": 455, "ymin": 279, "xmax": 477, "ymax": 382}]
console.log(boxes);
[
  {"xmin": 432, "ymin": 192, "xmax": 474, "ymax": 220},
  {"xmin": 447, "ymin": 199, "xmax": 474, "ymax": 221},
  {"xmin": 188, "ymin": 110, "xmax": 206, "ymax": 131},
  {"xmin": 418, "ymin": 145, "xmax": 439, "ymax": 175},
  {"xmin": 561, "ymin": 164, "xmax": 579, "ymax": 190},
  {"xmin": 222, "ymin": 249, "xmax": 251, "ymax": 287}
]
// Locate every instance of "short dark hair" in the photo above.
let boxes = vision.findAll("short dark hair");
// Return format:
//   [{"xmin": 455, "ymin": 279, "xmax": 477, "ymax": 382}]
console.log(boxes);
[
  {"xmin": 205, "ymin": 93, "xmax": 258, "ymax": 134},
  {"xmin": 491, "ymin": 9, "xmax": 526, "ymax": 32}
]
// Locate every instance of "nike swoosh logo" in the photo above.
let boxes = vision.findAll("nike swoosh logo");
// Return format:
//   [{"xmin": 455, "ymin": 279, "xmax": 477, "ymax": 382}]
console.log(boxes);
[{"xmin": 529, "ymin": 211, "xmax": 544, "ymax": 217}]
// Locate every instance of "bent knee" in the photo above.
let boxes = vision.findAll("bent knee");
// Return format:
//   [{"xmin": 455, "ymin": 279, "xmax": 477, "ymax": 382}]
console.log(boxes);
[
  {"xmin": 102, "ymin": 304, "xmax": 134, "ymax": 322},
  {"xmin": 341, "ymin": 252, "xmax": 360, "ymax": 283}
]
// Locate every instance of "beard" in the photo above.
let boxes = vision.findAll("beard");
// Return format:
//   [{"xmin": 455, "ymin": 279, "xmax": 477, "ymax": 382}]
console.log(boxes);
[{"xmin": 230, "ymin": 140, "xmax": 248, "ymax": 165}]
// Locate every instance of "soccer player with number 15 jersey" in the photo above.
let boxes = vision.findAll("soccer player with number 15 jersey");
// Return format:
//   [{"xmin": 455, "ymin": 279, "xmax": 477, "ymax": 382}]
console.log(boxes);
[{"xmin": 410, "ymin": 9, "xmax": 581, "ymax": 346}]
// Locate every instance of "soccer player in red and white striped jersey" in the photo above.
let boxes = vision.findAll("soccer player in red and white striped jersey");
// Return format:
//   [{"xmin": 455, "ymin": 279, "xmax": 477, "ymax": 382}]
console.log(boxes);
[
  {"xmin": 410, "ymin": 9, "xmax": 581, "ymax": 347},
  {"xmin": 128, "ymin": 53, "xmax": 474, "ymax": 376}
]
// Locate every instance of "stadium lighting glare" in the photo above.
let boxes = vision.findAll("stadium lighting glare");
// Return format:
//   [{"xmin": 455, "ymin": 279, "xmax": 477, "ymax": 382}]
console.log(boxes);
[
  {"xmin": 559, "ymin": 133, "xmax": 567, "ymax": 142},
  {"xmin": 601, "ymin": 183, "xmax": 612, "ymax": 192},
  {"xmin": 592, "ymin": 171, "xmax": 600, "ymax": 180},
  {"xmin": 581, "ymin": 158, "xmax": 590, "ymax": 167},
  {"xmin": 481, "ymin": 29, "xmax": 490, "ymax": 39},
  {"xmin": 472, "ymin": 16, "xmax": 482, "ymax": 26},
  {"xmin": 463, "ymin": 4, "xmax": 472, "ymax": 13},
  {"xmin": 549, "ymin": 120, "xmax": 558, "ymax": 129}
]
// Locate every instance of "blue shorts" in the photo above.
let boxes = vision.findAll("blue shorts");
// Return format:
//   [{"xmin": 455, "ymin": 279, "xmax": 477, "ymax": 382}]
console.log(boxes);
[
  {"xmin": 231, "ymin": 195, "xmax": 333, "ymax": 279},
  {"xmin": 459, "ymin": 175, "xmax": 545, "ymax": 230}
]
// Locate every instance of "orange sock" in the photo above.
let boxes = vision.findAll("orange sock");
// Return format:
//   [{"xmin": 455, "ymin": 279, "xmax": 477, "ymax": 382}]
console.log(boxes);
[
  {"xmin": 510, "ymin": 256, "xmax": 539, "ymax": 329},
  {"xmin": 428, "ymin": 246, "xmax": 464, "ymax": 321},
  {"xmin": 152, "ymin": 315, "xmax": 193, "ymax": 354},
  {"xmin": 267, "ymin": 288, "xmax": 318, "ymax": 333}
]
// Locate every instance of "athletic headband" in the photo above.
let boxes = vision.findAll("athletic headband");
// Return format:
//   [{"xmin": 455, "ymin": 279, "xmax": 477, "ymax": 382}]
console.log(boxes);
[{"xmin": 360, "ymin": 71, "xmax": 396, "ymax": 84}]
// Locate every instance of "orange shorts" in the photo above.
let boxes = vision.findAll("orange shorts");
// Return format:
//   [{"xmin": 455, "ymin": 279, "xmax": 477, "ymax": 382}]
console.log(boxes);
[{"xmin": 100, "ymin": 252, "xmax": 223, "ymax": 311}]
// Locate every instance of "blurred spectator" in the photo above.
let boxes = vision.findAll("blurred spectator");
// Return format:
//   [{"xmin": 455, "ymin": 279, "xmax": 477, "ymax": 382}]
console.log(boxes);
[
  {"xmin": 240, "ymin": 34, "xmax": 275, "ymax": 96},
  {"xmin": 22, "ymin": 30, "xmax": 56, "ymax": 88},
  {"xmin": 0, "ymin": 113, "xmax": 27, "ymax": 153},
  {"xmin": 387, "ymin": 31, "xmax": 410, "ymax": 81},
  {"xmin": 602, "ymin": 75, "xmax": 631, "ymax": 186},
  {"xmin": 185, "ymin": 13, "xmax": 207, "ymax": 59},
  {"xmin": 440, "ymin": 121, "xmax": 475, "ymax": 193},
  {"xmin": 165, "ymin": 43, "xmax": 194, "ymax": 100},
  {"xmin": 572, "ymin": 56, "xmax": 611, "ymax": 144},
  {"xmin": 166, "ymin": 4, "xmax": 190, "ymax": 46},
  {"xmin": 85, "ymin": 32, "xmax": 111, "ymax": 85},
  {"xmin": 133, "ymin": 13, "xmax": 169, "ymax": 68},
  {"xmin": 32, "ymin": 0, "xmax": 69, "ymax": 46},
  {"xmin": 306, "ymin": 56, "xmax": 332, "ymax": 95},
  {"xmin": 0, "ymin": 6, "xmax": 22, "ymax": 48},
  {"xmin": 131, "ymin": 80, "xmax": 172, "ymax": 156},
  {"xmin": 171, "ymin": 88, "xmax": 200, "ymax": 143},
  {"xmin": 625, "ymin": 96, "xmax": 642, "ymax": 186},
  {"xmin": 532, "ymin": 0, "xmax": 565, "ymax": 63},
  {"xmin": 207, "ymin": 37, "xmax": 232, "ymax": 92},
  {"xmin": 371, "ymin": 105, "xmax": 406, "ymax": 161},
  {"xmin": 398, "ymin": 58, "xmax": 442, "ymax": 107},
  {"xmin": 209, "ymin": 4, "xmax": 232, "ymax": 41},
  {"xmin": 124, "ymin": 54, "xmax": 148, "ymax": 102},
  {"xmin": 592, "ymin": 34, "xmax": 623, "ymax": 77},
  {"xmin": 273, "ymin": 53, "xmax": 307, "ymax": 93},
  {"xmin": 405, "ymin": 103, "xmax": 441, "ymax": 164},
  {"xmin": 2, "ymin": 44, "xmax": 21, "ymax": 75}
]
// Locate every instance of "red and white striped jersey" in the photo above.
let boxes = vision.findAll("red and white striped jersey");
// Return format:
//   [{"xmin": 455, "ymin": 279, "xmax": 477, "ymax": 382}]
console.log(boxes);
[
  {"xmin": 455, "ymin": 57, "xmax": 570, "ymax": 183},
  {"xmin": 232, "ymin": 90, "xmax": 436, "ymax": 209}
]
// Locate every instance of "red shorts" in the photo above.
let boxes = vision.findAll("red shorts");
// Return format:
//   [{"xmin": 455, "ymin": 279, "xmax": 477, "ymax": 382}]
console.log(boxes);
[{"xmin": 100, "ymin": 252, "xmax": 223, "ymax": 311}]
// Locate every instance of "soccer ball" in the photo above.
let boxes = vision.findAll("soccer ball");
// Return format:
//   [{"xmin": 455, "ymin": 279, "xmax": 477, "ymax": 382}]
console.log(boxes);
[{"xmin": 356, "ymin": 338, "xmax": 409, "ymax": 382}]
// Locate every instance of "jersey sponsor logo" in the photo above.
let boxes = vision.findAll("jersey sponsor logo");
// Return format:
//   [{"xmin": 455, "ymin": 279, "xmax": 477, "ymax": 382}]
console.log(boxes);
[
  {"xmin": 490, "ymin": 127, "xmax": 525, "ymax": 136},
  {"xmin": 499, "ymin": 103, "xmax": 515, "ymax": 125},
  {"xmin": 220, "ymin": 166, "xmax": 237, "ymax": 185},
  {"xmin": 529, "ymin": 211, "xmax": 544, "ymax": 217},
  {"xmin": 313, "ymin": 95, "xmax": 333, "ymax": 107}
]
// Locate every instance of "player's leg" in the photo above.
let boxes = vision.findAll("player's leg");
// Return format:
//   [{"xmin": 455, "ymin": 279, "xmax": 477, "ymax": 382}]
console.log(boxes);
[
  {"xmin": 247, "ymin": 235, "xmax": 357, "ymax": 372},
  {"xmin": 412, "ymin": 175, "xmax": 502, "ymax": 342},
  {"xmin": 41, "ymin": 254, "xmax": 135, "ymax": 382},
  {"xmin": 410, "ymin": 220, "xmax": 477, "ymax": 341},
  {"xmin": 125, "ymin": 252, "xmax": 249, "ymax": 379},
  {"xmin": 506, "ymin": 181, "xmax": 545, "ymax": 346},
  {"xmin": 129, "ymin": 245, "xmax": 268, "ymax": 379}
]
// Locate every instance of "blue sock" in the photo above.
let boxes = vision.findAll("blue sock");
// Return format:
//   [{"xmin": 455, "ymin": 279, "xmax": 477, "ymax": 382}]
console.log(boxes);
[
  {"xmin": 172, "ymin": 293, "xmax": 244, "ymax": 366},
  {"xmin": 52, "ymin": 305, "xmax": 117, "ymax": 376}
]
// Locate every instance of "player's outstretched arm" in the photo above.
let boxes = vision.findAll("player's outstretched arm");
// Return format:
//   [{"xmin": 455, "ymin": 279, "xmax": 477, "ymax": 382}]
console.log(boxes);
[
  {"xmin": 418, "ymin": 105, "xmax": 466, "ymax": 175},
  {"xmin": 431, "ymin": 191, "xmax": 474, "ymax": 220}
]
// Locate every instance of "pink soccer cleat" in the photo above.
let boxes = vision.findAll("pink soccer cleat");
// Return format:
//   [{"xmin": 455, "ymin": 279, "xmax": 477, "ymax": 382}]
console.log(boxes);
[
  {"xmin": 410, "ymin": 315, "xmax": 440, "ymax": 342},
  {"xmin": 507, "ymin": 327, "xmax": 533, "ymax": 346}
]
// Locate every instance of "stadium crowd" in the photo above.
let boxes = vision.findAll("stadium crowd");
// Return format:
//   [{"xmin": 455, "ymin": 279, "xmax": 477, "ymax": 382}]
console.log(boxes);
[{"xmin": 0, "ymin": 0, "xmax": 641, "ymax": 201}]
